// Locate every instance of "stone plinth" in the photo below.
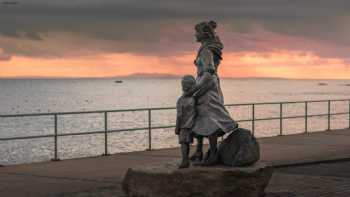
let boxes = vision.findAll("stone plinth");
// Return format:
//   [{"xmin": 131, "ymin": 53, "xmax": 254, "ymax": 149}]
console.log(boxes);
[{"xmin": 122, "ymin": 162, "xmax": 273, "ymax": 197}]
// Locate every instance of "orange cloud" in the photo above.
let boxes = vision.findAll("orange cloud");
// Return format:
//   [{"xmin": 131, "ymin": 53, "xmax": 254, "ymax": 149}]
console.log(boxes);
[
  {"xmin": 0, "ymin": 50, "xmax": 349, "ymax": 79},
  {"xmin": 221, "ymin": 50, "xmax": 350, "ymax": 79},
  {"xmin": 0, "ymin": 53, "xmax": 195, "ymax": 78}
]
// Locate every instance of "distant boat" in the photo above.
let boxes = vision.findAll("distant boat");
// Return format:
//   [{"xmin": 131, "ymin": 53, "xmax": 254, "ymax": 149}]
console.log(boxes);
[
  {"xmin": 318, "ymin": 82, "xmax": 328, "ymax": 86},
  {"xmin": 115, "ymin": 80, "xmax": 123, "ymax": 83}
]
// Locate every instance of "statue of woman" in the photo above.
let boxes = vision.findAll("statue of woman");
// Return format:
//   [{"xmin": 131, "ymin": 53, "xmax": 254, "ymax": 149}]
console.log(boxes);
[{"xmin": 188, "ymin": 21, "xmax": 239, "ymax": 166}]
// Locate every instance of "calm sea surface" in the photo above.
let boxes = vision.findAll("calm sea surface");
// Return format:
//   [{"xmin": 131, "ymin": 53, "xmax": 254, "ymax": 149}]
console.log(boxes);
[{"xmin": 1, "ymin": 78, "xmax": 350, "ymax": 165}]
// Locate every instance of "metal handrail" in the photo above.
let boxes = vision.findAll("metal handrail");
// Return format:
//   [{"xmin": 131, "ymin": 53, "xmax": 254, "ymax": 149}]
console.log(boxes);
[
  {"xmin": 0, "ymin": 99, "xmax": 350, "ymax": 161},
  {"xmin": 1, "ymin": 98, "xmax": 349, "ymax": 118}
]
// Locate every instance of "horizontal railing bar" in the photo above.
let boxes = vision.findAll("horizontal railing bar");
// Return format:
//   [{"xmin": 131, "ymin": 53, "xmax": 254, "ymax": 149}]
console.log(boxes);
[
  {"xmin": 236, "ymin": 119, "xmax": 254, "ymax": 122},
  {"xmin": 0, "ymin": 134, "xmax": 54, "ymax": 141},
  {"xmin": 109, "ymin": 127, "xmax": 149, "ymax": 133},
  {"xmin": 0, "ymin": 112, "xmax": 348, "ymax": 141},
  {"xmin": 253, "ymin": 112, "xmax": 349, "ymax": 122},
  {"xmin": 330, "ymin": 112, "xmax": 350, "ymax": 116},
  {"xmin": 226, "ymin": 99, "xmax": 349, "ymax": 107},
  {"xmin": 1, "ymin": 99, "xmax": 349, "ymax": 118},
  {"xmin": 0, "ymin": 108, "xmax": 176, "ymax": 118},
  {"xmin": 108, "ymin": 125, "xmax": 177, "ymax": 133},
  {"xmin": 0, "ymin": 126, "xmax": 178, "ymax": 141},
  {"xmin": 144, "ymin": 125, "xmax": 176, "ymax": 130},
  {"xmin": 225, "ymin": 103, "xmax": 254, "ymax": 107},
  {"xmin": 58, "ymin": 131, "xmax": 105, "ymax": 137},
  {"xmin": 236, "ymin": 119, "xmax": 254, "ymax": 123},
  {"xmin": 283, "ymin": 99, "xmax": 349, "ymax": 103},
  {"xmin": 60, "ymin": 107, "xmax": 176, "ymax": 114},
  {"xmin": 302, "ymin": 112, "xmax": 349, "ymax": 118},
  {"xmin": 0, "ymin": 113, "xmax": 56, "ymax": 118}
]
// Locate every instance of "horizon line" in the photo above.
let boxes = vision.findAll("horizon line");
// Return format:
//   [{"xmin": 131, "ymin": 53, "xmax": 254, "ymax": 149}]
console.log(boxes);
[{"xmin": 1, "ymin": 75, "xmax": 350, "ymax": 80}]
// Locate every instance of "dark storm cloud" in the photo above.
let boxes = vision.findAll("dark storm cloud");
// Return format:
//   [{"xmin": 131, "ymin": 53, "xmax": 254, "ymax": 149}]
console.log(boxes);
[{"xmin": 1, "ymin": 0, "xmax": 350, "ymax": 59}]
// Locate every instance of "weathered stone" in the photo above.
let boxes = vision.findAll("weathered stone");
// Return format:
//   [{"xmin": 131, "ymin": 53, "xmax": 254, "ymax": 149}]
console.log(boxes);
[
  {"xmin": 122, "ymin": 162, "xmax": 273, "ymax": 197},
  {"xmin": 218, "ymin": 128, "xmax": 260, "ymax": 167}
]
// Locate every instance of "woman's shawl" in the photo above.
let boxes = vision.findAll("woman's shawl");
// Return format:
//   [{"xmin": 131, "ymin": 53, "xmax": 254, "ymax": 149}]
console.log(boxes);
[{"xmin": 196, "ymin": 37, "xmax": 224, "ymax": 73}]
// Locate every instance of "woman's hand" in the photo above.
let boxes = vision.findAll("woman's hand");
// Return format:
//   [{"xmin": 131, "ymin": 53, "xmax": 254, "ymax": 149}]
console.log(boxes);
[
  {"xmin": 186, "ymin": 71, "xmax": 213, "ymax": 98},
  {"xmin": 194, "ymin": 77, "xmax": 215, "ymax": 98},
  {"xmin": 185, "ymin": 85, "xmax": 198, "ymax": 97}
]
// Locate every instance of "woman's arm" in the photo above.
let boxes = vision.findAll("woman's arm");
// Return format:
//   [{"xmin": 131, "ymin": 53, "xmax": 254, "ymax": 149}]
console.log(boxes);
[
  {"xmin": 193, "ymin": 74, "xmax": 215, "ymax": 98},
  {"xmin": 185, "ymin": 71, "xmax": 213, "ymax": 97}
]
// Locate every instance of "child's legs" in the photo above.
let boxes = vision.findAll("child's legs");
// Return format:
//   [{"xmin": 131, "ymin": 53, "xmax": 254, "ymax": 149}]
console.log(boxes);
[
  {"xmin": 179, "ymin": 129, "xmax": 192, "ymax": 160},
  {"xmin": 208, "ymin": 133, "xmax": 218, "ymax": 152},
  {"xmin": 190, "ymin": 135, "xmax": 203, "ymax": 161},
  {"xmin": 194, "ymin": 136, "xmax": 203, "ymax": 153},
  {"xmin": 181, "ymin": 143, "xmax": 190, "ymax": 160},
  {"xmin": 179, "ymin": 142, "xmax": 190, "ymax": 168}
]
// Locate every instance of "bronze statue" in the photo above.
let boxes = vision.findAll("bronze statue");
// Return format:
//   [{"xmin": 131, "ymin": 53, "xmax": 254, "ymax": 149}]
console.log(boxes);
[
  {"xmin": 124, "ymin": 21, "xmax": 265, "ymax": 197},
  {"xmin": 185, "ymin": 21, "xmax": 239, "ymax": 166}
]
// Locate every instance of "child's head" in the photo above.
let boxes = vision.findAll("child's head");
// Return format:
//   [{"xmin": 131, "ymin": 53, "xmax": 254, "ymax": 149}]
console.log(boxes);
[{"xmin": 181, "ymin": 75, "xmax": 196, "ymax": 93}]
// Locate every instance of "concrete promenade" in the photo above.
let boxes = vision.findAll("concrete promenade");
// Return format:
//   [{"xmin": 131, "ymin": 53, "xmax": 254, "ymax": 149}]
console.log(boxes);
[{"xmin": 1, "ymin": 129, "xmax": 350, "ymax": 196}]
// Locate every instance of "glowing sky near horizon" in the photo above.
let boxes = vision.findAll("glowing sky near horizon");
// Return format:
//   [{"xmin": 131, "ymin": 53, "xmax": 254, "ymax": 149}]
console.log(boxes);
[{"xmin": 1, "ymin": 0, "xmax": 350, "ymax": 79}]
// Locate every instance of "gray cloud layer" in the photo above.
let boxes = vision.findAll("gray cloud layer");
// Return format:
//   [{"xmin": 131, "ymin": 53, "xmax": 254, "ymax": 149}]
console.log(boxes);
[{"xmin": 1, "ymin": 0, "xmax": 350, "ymax": 60}]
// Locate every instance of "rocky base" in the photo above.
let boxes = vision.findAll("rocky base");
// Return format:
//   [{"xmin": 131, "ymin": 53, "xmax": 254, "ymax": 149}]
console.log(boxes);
[
  {"xmin": 122, "ymin": 162, "xmax": 273, "ymax": 197},
  {"xmin": 218, "ymin": 128, "xmax": 260, "ymax": 167}
]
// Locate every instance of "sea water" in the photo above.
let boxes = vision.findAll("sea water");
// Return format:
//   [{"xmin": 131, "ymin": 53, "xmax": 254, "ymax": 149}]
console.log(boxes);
[{"xmin": 1, "ymin": 78, "xmax": 350, "ymax": 165}]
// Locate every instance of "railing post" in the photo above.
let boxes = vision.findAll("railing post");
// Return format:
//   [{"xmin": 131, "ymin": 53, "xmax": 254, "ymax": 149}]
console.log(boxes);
[
  {"xmin": 252, "ymin": 104, "xmax": 255, "ymax": 136},
  {"xmin": 305, "ymin": 101, "xmax": 308, "ymax": 134},
  {"xmin": 327, "ymin": 100, "xmax": 331, "ymax": 131},
  {"xmin": 52, "ymin": 114, "xmax": 59, "ymax": 161},
  {"xmin": 279, "ymin": 103, "xmax": 283, "ymax": 136},
  {"xmin": 103, "ymin": 112, "xmax": 109, "ymax": 156},
  {"xmin": 147, "ymin": 109, "xmax": 152, "ymax": 151},
  {"xmin": 349, "ymin": 99, "xmax": 350, "ymax": 129}
]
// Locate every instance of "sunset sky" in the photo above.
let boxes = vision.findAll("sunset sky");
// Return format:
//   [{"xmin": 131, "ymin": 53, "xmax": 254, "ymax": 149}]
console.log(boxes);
[{"xmin": 1, "ymin": 0, "xmax": 350, "ymax": 79}]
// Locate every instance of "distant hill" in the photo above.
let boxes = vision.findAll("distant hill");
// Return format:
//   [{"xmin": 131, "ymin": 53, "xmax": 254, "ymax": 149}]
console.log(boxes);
[
  {"xmin": 120, "ymin": 73, "xmax": 290, "ymax": 80},
  {"xmin": 119, "ymin": 73, "xmax": 181, "ymax": 79}
]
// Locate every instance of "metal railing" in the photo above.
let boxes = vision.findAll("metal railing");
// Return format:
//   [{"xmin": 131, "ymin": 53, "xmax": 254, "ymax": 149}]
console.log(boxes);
[{"xmin": 0, "ymin": 99, "xmax": 350, "ymax": 161}]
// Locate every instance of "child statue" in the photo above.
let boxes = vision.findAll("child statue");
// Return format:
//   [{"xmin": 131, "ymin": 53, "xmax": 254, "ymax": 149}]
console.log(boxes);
[{"xmin": 175, "ymin": 75, "xmax": 196, "ymax": 168}]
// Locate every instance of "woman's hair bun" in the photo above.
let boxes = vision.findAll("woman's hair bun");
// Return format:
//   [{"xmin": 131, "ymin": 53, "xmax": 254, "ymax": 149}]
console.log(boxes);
[{"xmin": 208, "ymin": 21, "xmax": 217, "ymax": 29}]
